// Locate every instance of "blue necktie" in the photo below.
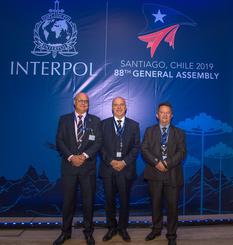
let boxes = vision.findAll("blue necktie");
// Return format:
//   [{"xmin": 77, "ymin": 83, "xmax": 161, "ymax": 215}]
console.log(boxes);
[
  {"xmin": 117, "ymin": 119, "xmax": 122, "ymax": 128},
  {"xmin": 116, "ymin": 119, "xmax": 122, "ymax": 135},
  {"xmin": 161, "ymin": 127, "xmax": 167, "ymax": 144},
  {"xmin": 161, "ymin": 127, "xmax": 168, "ymax": 160}
]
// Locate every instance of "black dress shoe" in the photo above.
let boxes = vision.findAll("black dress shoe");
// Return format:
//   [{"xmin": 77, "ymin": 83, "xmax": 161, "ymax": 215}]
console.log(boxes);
[
  {"xmin": 102, "ymin": 228, "xmax": 117, "ymax": 241},
  {"xmin": 145, "ymin": 229, "xmax": 161, "ymax": 241},
  {"xmin": 168, "ymin": 239, "xmax": 177, "ymax": 245},
  {"xmin": 85, "ymin": 234, "xmax": 95, "ymax": 245},
  {"xmin": 53, "ymin": 233, "xmax": 71, "ymax": 245},
  {"xmin": 118, "ymin": 229, "xmax": 131, "ymax": 242},
  {"xmin": 83, "ymin": 231, "xmax": 95, "ymax": 245}
]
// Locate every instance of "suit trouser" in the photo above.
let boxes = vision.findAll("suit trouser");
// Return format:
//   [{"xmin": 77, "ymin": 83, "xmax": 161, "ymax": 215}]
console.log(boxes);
[
  {"xmin": 148, "ymin": 180, "xmax": 180, "ymax": 240},
  {"xmin": 61, "ymin": 174, "xmax": 96, "ymax": 235},
  {"xmin": 103, "ymin": 172, "xmax": 131, "ymax": 229}
]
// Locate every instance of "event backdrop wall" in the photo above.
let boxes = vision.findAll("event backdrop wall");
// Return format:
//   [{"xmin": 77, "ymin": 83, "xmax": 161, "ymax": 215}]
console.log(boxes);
[{"xmin": 1, "ymin": 0, "xmax": 233, "ymax": 216}]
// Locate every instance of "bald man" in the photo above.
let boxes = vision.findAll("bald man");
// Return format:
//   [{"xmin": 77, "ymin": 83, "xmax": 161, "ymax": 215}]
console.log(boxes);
[
  {"xmin": 99, "ymin": 97, "xmax": 140, "ymax": 242},
  {"xmin": 54, "ymin": 92, "xmax": 102, "ymax": 245}
]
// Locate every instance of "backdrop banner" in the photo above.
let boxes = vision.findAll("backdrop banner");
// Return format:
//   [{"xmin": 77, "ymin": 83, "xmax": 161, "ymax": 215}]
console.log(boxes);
[{"xmin": 1, "ymin": 0, "xmax": 233, "ymax": 216}]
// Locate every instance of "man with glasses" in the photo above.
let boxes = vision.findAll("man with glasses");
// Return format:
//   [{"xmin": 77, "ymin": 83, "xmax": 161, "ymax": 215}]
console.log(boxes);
[
  {"xmin": 142, "ymin": 102, "xmax": 186, "ymax": 245},
  {"xmin": 53, "ymin": 92, "xmax": 102, "ymax": 245},
  {"xmin": 99, "ymin": 97, "xmax": 140, "ymax": 242}
]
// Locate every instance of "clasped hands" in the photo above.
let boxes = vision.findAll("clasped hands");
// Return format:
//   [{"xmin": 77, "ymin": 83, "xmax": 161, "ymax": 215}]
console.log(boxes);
[
  {"xmin": 110, "ymin": 160, "xmax": 126, "ymax": 172},
  {"xmin": 70, "ymin": 154, "xmax": 87, "ymax": 167},
  {"xmin": 155, "ymin": 161, "xmax": 168, "ymax": 172}
]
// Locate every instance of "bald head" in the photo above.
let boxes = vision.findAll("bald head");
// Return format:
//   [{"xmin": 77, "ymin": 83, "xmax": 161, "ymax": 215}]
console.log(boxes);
[
  {"xmin": 74, "ymin": 92, "xmax": 89, "ymax": 114},
  {"xmin": 112, "ymin": 97, "xmax": 127, "ymax": 119}
]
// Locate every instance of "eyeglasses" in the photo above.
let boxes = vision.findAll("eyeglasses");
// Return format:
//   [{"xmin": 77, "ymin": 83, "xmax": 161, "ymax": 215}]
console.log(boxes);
[
  {"xmin": 76, "ymin": 99, "xmax": 89, "ymax": 104},
  {"xmin": 113, "ymin": 103, "xmax": 125, "ymax": 107}
]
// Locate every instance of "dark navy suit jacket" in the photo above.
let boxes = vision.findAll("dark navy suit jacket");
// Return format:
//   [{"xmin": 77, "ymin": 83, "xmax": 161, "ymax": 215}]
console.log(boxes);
[
  {"xmin": 56, "ymin": 112, "xmax": 102, "ymax": 176},
  {"xmin": 99, "ymin": 117, "xmax": 140, "ymax": 180}
]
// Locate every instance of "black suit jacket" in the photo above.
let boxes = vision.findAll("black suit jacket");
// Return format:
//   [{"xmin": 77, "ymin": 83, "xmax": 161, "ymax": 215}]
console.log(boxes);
[
  {"xmin": 56, "ymin": 112, "xmax": 102, "ymax": 176},
  {"xmin": 99, "ymin": 117, "xmax": 140, "ymax": 180},
  {"xmin": 141, "ymin": 124, "xmax": 186, "ymax": 186}
]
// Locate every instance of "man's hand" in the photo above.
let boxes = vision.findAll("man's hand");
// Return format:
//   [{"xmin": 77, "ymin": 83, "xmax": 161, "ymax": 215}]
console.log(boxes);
[
  {"xmin": 70, "ymin": 154, "xmax": 86, "ymax": 167},
  {"xmin": 155, "ymin": 161, "xmax": 168, "ymax": 172},
  {"xmin": 110, "ymin": 160, "xmax": 126, "ymax": 171}
]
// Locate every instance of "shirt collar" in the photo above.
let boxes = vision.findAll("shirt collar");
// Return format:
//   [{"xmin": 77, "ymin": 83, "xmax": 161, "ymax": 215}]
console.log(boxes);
[
  {"xmin": 159, "ymin": 124, "xmax": 170, "ymax": 132},
  {"xmin": 114, "ymin": 116, "xmax": 125, "ymax": 124},
  {"xmin": 75, "ymin": 111, "xmax": 87, "ymax": 121}
]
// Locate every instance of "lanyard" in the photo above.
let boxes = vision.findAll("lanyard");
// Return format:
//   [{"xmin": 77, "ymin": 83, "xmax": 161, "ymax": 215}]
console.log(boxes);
[{"xmin": 113, "ymin": 119, "xmax": 125, "ymax": 154}]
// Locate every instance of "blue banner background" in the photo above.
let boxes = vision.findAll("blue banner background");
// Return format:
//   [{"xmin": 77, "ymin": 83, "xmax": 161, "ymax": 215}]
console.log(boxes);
[{"xmin": 1, "ymin": 0, "xmax": 233, "ymax": 216}]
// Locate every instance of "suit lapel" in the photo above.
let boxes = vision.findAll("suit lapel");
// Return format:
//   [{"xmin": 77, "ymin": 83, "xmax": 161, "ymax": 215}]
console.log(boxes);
[
  {"xmin": 110, "ymin": 118, "xmax": 118, "ymax": 148},
  {"xmin": 69, "ymin": 113, "xmax": 77, "ymax": 143},
  {"xmin": 153, "ymin": 125, "xmax": 162, "ymax": 158},
  {"xmin": 154, "ymin": 125, "xmax": 161, "ymax": 144},
  {"xmin": 167, "ymin": 125, "xmax": 175, "ymax": 151},
  {"xmin": 110, "ymin": 117, "xmax": 116, "ymax": 136},
  {"xmin": 122, "ymin": 117, "xmax": 129, "ymax": 142},
  {"xmin": 82, "ymin": 114, "xmax": 92, "ymax": 144}
]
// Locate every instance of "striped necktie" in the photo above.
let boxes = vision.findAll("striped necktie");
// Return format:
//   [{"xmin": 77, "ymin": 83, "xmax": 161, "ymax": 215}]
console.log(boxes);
[
  {"xmin": 116, "ymin": 119, "xmax": 122, "ymax": 136},
  {"xmin": 117, "ymin": 119, "xmax": 122, "ymax": 129},
  {"xmin": 162, "ymin": 127, "xmax": 167, "ymax": 144},
  {"xmin": 161, "ymin": 127, "xmax": 168, "ymax": 159},
  {"xmin": 77, "ymin": 115, "xmax": 84, "ymax": 142}
]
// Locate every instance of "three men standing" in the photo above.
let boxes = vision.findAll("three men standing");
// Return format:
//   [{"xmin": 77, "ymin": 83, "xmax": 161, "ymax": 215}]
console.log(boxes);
[{"xmin": 54, "ymin": 94, "xmax": 185, "ymax": 245}]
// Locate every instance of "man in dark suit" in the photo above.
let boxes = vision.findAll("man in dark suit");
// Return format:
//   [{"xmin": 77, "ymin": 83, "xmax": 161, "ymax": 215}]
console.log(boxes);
[
  {"xmin": 99, "ymin": 97, "xmax": 140, "ymax": 242},
  {"xmin": 53, "ymin": 92, "xmax": 102, "ymax": 245},
  {"xmin": 142, "ymin": 102, "xmax": 186, "ymax": 245}
]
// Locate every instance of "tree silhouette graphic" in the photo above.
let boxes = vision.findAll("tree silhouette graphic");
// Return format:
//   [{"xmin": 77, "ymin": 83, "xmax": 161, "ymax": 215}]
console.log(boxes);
[
  {"xmin": 177, "ymin": 113, "xmax": 232, "ymax": 214},
  {"xmin": 205, "ymin": 142, "xmax": 233, "ymax": 213},
  {"xmin": 182, "ymin": 155, "xmax": 200, "ymax": 215}
]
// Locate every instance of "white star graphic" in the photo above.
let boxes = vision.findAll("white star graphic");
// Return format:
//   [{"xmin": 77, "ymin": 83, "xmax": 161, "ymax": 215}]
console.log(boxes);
[{"xmin": 152, "ymin": 9, "xmax": 166, "ymax": 23}]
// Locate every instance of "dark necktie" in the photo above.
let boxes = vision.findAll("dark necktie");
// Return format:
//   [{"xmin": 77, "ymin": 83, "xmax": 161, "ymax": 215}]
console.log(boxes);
[
  {"xmin": 77, "ymin": 115, "xmax": 83, "ymax": 141},
  {"xmin": 162, "ymin": 127, "xmax": 167, "ymax": 144},
  {"xmin": 161, "ymin": 127, "xmax": 168, "ymax": 159},
  {"xmin": 116, "ymin": 119, "xmax": 122, "ymax": 137},
  {"xmin": 117, "ymin": 119, "xmax": 122, "ymax": 129}
]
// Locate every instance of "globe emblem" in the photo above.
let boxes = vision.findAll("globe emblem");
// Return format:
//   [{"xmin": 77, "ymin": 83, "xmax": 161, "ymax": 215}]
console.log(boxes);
[
  {"xmin": 31, "ymin": 0, "xmax": 78, "ymax": 58},
  {"xmin": 40, "ymin": 18, "xmax": 72, "ymax": 46}
]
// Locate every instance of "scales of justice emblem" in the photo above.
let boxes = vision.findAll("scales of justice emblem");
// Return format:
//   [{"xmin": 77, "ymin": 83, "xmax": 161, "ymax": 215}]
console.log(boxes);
[{"xmin": 31, "ymin": 0, "xmax": 78, "ymax": 58}]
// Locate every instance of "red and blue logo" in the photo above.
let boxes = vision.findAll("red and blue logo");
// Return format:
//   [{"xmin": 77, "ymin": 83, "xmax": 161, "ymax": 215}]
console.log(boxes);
[{"xmin": 138, "ymin": 4, "xmax": 196, "ymax": 58}]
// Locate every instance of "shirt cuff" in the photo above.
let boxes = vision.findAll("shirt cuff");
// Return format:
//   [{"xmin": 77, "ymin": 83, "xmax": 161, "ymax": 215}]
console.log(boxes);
[
  {"xmin": 82, "ymin": 152, "xmax": 89, "ymax": 159},
  {"xmin": 68, "ymin": 155, "xmax": 74, "ymax": 162},
  {"xmin": 122, "ymin": 160, "xmax": 126, "ymax": 166},
  {"xmin": 161, "ymin": 160, "xmax": 168, "ymax": 169}
]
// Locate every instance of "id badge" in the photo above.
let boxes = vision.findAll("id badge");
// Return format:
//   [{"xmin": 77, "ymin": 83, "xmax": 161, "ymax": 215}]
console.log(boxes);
[
  {"xmin": 116, "ymin": 152, "xmax": 122, "ymax": 158},
  {"xmin": 89, "ymin": 135, "xmax": 95, "ymax": 141}
]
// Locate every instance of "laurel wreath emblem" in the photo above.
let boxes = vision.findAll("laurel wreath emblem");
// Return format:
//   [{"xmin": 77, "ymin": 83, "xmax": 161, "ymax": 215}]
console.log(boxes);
[{"xmin": 33, "ymin": 18, "xmax": 78, "ymax": 58}]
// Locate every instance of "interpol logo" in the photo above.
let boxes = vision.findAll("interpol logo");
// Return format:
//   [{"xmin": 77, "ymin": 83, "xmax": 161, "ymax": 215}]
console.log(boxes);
[{"xmin": 31, "ymin": 0, "xmax": 78, "ymax": 58}]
